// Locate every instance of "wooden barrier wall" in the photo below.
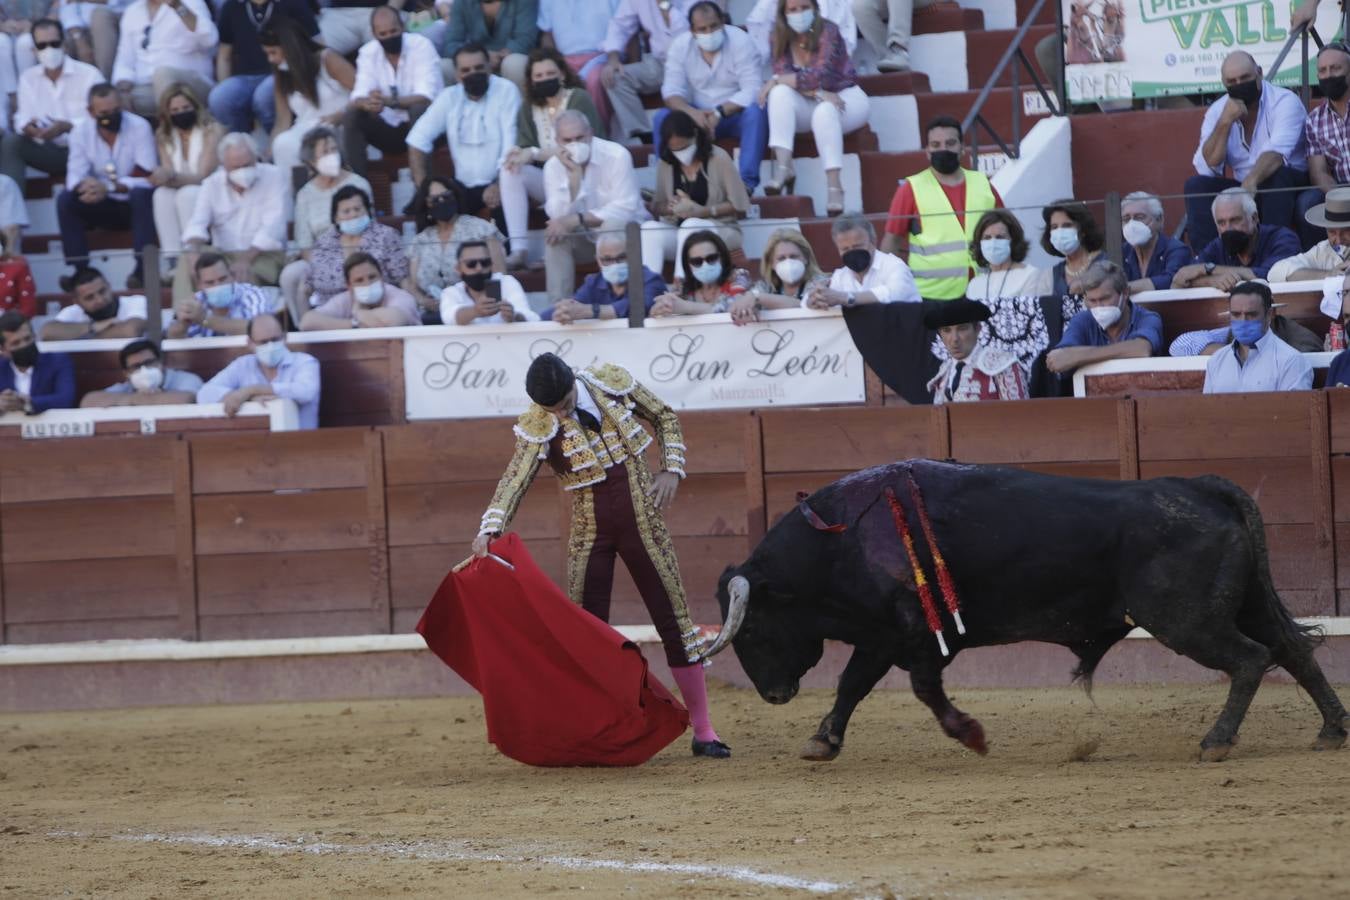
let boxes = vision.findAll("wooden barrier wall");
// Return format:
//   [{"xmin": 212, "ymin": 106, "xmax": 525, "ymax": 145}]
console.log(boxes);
[{"xmin": 1, "ymin": 392, "xmax": 1346, "ymax": 643}]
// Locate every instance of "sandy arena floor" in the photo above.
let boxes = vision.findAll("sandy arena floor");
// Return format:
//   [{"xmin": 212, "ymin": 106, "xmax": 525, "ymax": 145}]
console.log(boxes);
[{"xmin": 1, "ymin": 682, "xmax": 1348, "ymax": 898}]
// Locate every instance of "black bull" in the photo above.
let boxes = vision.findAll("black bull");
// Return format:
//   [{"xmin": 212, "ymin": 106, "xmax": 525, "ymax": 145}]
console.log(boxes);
[{"xmin": 705, "ymin": 460, "xmax": 1349, "ymax": 762}]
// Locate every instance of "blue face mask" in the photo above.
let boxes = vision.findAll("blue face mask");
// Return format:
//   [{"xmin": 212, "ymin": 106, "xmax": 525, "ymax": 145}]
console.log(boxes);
[
  {"xmin": 203, "ymin": 283, "xmax": 234, "ymax": 309},
  {"xmin": 1230, "ymin": 318, "xmax": 1266, "ymax": 347},
  {"xmin": 339, "ymin": 214, "xmax": 371, "ymax": 236},
  {"xmin": 691, "ymin": 261, "xmax": 723, "ymax": 285}
]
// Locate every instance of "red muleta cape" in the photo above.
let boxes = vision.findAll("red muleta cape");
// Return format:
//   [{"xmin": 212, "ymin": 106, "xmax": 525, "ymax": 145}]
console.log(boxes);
[{"xmin": 416, "ymin": 533, "xmax": 690, "ymax": 767}]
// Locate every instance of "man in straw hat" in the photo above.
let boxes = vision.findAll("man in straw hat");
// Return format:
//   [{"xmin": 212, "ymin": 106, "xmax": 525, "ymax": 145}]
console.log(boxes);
[
  {"xmin": 924, "ymin": 298, "xmax": 1027, "ymax": 404},
  {"xmin": 471, "ymin": 353, "xmax": 731, "ymax": 759},
  {"xmin": 1269, "ymin": 186, "xmax": 1350, "ymax": 282}
]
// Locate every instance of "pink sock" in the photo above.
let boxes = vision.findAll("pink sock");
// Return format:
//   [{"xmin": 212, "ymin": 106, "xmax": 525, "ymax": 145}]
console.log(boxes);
[{"xmin": 671, "ymin": 664, "xmax": 720, "ymax": 743}]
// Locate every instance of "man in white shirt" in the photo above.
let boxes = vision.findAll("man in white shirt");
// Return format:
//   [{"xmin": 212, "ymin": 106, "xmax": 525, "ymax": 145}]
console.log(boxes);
[
  {"xmin": 406, "ymin": 44, "xmax": 518, "ymax": 218},
  {"xmin": 600, "ymin": 0, "xmax": 689, "ymax": 144},
  {"xmin": 542, "ymin": 110, "xmax": 648, "ymax": 299},
  {"xmin": 40, "ymin": 266, "xmax": 149, "ymax": 341},
  {"xmin": 176, "ymin": 132, "xmax": 287, "ymax": 303},
  {"xmin": 1268, "ymin": 187, "xmax": 1350, "ymax": 282},
  {"xmin": 657, "ymin": 1, "xmax": 766, "ymax": 191},
  {"xmin": 1185, "ymin": 50, "xmax": 1310, "ymax": 252},
  {"xmin": 808, "ymin": 214, "xmax": 920, "ymax": 308},
  {"xmin": 0, "ymin": 19, "xmax": 102, "ymax": 189},
  {"xmin": 56, "ymin": 83, "xmax": 159, "ymax": 290},
  {"xmin": 343, "ymin": 6, "xmax": 442, "ymax": 178},
  {"xmin": 197, "ymin": 313, "xmax": 322, "ymax": 429},
  {"xmin": 441, "ymin": 240, "xmax": 539, "ymax": 324},
  {"xmin": 111, "ymin": 0, "xmax": 218, "ymax": 119},
  {"xmin": 1203, "ymin": 281, "xmax": 1313, "ymax": 394},
  {"xmin": 850, "ymin": 0, "xmax": 930, "ymax": 72}
]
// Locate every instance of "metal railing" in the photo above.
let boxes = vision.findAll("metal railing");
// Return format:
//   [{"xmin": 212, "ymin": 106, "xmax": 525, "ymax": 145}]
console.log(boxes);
[{"xmin": 1269, "ymin": 20, "xmax": 1325, "ymax": 106}]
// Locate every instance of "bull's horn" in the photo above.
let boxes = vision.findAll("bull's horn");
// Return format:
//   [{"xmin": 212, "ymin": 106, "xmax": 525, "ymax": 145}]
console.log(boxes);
[{"xmin": 698, "ymin": 575, "xmax": 749, "ymax": 661}]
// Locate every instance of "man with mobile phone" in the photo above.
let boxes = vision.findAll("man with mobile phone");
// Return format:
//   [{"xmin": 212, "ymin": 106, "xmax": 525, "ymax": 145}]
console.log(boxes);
[{"xmin": 441, "ymin": 240, "xmax": 539, "ymax": 324}]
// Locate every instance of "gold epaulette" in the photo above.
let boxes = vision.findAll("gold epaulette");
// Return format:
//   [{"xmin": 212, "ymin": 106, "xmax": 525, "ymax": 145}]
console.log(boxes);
[
  {"xmin": 513, "ymin": 404, "xmax": 559, "ymax": 445},
  {"xmin": 579, "ymin": 363, "xmax": 635, "ymax": 396}
]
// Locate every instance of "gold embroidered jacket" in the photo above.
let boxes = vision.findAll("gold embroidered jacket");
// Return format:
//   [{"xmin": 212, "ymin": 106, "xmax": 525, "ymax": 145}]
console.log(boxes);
[{"xmin": 479, "ymin": 363, "xmax": 687, "ymax": 536}]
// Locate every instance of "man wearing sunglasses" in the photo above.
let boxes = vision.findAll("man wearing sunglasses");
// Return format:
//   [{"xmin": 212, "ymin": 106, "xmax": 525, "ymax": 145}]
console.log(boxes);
[{"xmin": 441, "ymin": 240, "xmax": 537, "ymax": 324}]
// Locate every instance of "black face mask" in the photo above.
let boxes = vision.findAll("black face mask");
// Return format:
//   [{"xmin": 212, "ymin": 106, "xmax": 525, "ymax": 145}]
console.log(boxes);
[
  {"xmin": 96, "ymin": 110, "xmax": 122, "ymax": 132},
  {"xmin": 1322, "ymin": 74, "xmax": 1349, "ymax": 102},
  {"xmin": 431, "ymin": 196, "xmax": 458, "ymax": 222},
  {"xmin": 9, "ymin": 343, "xmax": 38, "ymax": 369},
  {"xmin": 463, "ymin": 271, "xmax": 492, "ymax": 291},
  {"xmin": 88, "ymin": 297, "xmax": 119, "ymax": 321},
  {"xmin": 1220, "ymin": 228, "xmax": 1251, "ymax": 256},
  {"xmin": 169, "ymin": 109, "xmax": 198, "ymax": 130},
  {"xmin": 1226, "ymin": 79, "xmax": 1260, "ymax": 105},
  {"xmin": 378, "ymin": 33, "xmax": 403, "ymax": 55},
  {"xmin": 530, "ymin": 78, "xmax": 561, "ymax": 101},
  {"xmin": 462, "ymin": 71, "xmax": 490, "ymax": 98},
  {"xmin": 929, "ymin": 149, "xmax": 961, "ymax": 175},
  {"xmin": 842, "ymin": 248, "xmax": 872, "ymax": 273}
]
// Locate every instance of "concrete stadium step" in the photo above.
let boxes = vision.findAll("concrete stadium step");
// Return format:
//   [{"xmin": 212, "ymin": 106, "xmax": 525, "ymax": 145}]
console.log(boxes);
[
  {"xmin": 967, "ymin": 25, "xmax": 1057, "ymax": 89},
  {"xmin": 915, "ymin": 86, "xmax": 1057, "ymax": 143},
  {"xmin": 913, "ymin": 0, "xmax": 983, "ymax": 34}
]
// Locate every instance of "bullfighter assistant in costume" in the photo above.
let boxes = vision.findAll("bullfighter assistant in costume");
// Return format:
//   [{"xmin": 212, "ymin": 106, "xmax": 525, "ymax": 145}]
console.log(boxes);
[{"xmin": 471, "ymin": 353, "xmax": 731, "ymax": 759}]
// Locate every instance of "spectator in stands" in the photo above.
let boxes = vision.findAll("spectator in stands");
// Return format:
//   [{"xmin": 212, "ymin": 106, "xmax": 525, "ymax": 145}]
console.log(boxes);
[
  {"xmin": 1326, "ymin": 271, "xmax": 1350, "ymax": 383},
  {"xmin": 0, "ymin": 1, "xmax": 45, "ymax": 110},
  {"xmin": 301, "ymin": 251, "xmax": 421, "ymax": 330},
  {"xmin": 650, "ymin": 228, "xmax": 750, "ymax": 315},
  {"xmin": 808, "ymin": 213, "xmax": 919, "ymax": 308},
  {"xmin": 728, "ymin": 227, "xmax": 828, "ymax": 324},
  {"xmin": 343, "ymin": 5, "xmax": 442, "ymax": 178},
  {"xmin": 537, "ymin": 0, "xmax": 614, "ymax": 126},
  {"xmin": 168, "ymin": 251, "xmax": 273, "ymax": 337},
  {"xmin": 851, "ymin": 0, "xmax": 927, "ymax": 72},
  {"xmin": 40, "ymin": 266, "xmax": 147, "ymax": 339},
  {"xmin": 61, "ymin": 0, "xmax": 119, "ymax": 79},
  {"xmin": 0, "ymin": 200, "xmax": 37, "ymax": 317},
  {"xmin": 1296, "ymin": 42, "xmax": 1350, "ymax": 250},
  {"xmin": 305, "ymin": 184, "xmax": 409, "ymax": 307},
  {"xmin": 197, "ymin": 313, "xmax": 320, "ymax": 427},
  {"xmin": 641, "ymin": 110, "xmax": 748, "ymax": 282},
  {"xmin": 658, "ymin": 1, "xmax": 766, "ymax": 192},
  {"xmin": 1120, "ymin": 190, "xmax": 1190, "ymax": 295},
  {"xmin": 112, "ymin": 0, "xmax": 217, "ymax": 119},
  {"xmin": 602, "ymin": 0, "xmax": 690, "ymax": 145},
  {"xmin": 747, "ymin": 0, "xmax": 855, "ymax": 67},
  {"xmin": 1186, "ymin": 50, "xmax": 1308, "ymax": 252},
  {"xmin": 542, "ymin": 109, "xmax": 648, "ymax": 299},
  {"xmin": 280, "ymin": 127, "xmax": 372, "ymax": 325},
  {"xmin": 318, "ymin": 0, "xmax": 380, "ymax": 55},
  {"xmin": 406, "ymin": 43, "xmax": 518, "ymax": 218},
  {"xmin": 149, "ymin": 84, "xmax": 223, "ymax": 277},
  {"xmin": 1172, "ymin": 187, "xmax": 1301, "ymax": 289},
  {"xmin": 0, "ymin": 19, "xmax": 101, "ymax": 189},
  {"xmin": 925, "ymin": 298, "xmax": 1027, "ymax": 405},
  {"xmin": 406, "ymin": 176, "xmax": 506, "ymax": 323},
  {"xmin": 882, "ymin": 116, "xmax": 1001, "ymax": 299},
  {"xmin": 964, "ymin": 210, "xmax": 1050, "ymax": 303},
  {"xmin": 1202, "ymin": 281, "xmax": 1313, "ymax": 393},
  {"xmin": 441, "ymin": 240, "xmax": 540, "ymax": 324},
  {"xmin": 177, "ymin": 131, "xmax": 287, "ymax": 303},
  {"xmin": 500, "ymin": 48, "xmax": 601, "ymax": 269},
  {"xmin": 1046, "ymin": 260, "xmax": 1161, "ymax": 377},
  {"xmin": 262, "ymin": 18, "xmax": 357, "ymax": 177},
  {"xmin": 443, "ymin": 0, "xmax": 537, "ymax": 94},
  {"xmin": 210, "ymin": 0, "xmax": 318, "ymax": 135},
  {"xmin": 80, "ymin": 338, "xmax": 203, "ymax": 405},
  {"xmin": 1269, "ymin": 187, "xmax": 1350, "ymax": 283},
  {"xmin": 0, "ymin": 311, "xmax": 75, "ymax": 411},
  {"xmin": 761, "ymin": 0, "xmax": 868, "ymax": 215},
  {"xmin": 1041, "ymin": 199, "xmax": 1104, "ymax": 300},
  {"xmin": 58, "ymin": 82, "xmax": 158, "ymax": 291},
  {"xmin": 1169, "ymin": 308, "xmax": 1322, "ymax": 357},
  {"xmin": 0, "ymin": 173, "xmax": 29, "ymax": 260},
  {"xmin": 545, "ymin": 231, "xmax": 662, "ymax": 322}
]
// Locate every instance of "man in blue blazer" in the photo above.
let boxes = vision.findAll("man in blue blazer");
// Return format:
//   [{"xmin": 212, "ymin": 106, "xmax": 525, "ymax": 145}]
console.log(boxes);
[{"xmin": 0, "ymin": 312, "xmax": 77, "ymax": 412}]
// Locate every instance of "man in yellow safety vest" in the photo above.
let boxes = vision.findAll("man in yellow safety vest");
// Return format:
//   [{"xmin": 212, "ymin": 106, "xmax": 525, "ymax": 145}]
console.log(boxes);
[{"xmin": 880, "ymin": 115, "xmax": 1002, "ymax": 300}]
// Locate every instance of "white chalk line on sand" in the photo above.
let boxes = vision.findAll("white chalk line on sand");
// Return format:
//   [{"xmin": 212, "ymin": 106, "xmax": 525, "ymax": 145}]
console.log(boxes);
[{"xmin": 47, "ymin": 829, "xmax": 854, "ymax": 895}]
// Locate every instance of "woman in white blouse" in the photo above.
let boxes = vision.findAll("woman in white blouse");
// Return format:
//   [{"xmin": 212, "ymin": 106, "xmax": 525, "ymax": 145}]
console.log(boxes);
[
  {"xmin": 261, "ymin": 18, "xmax": 356, "ymax": 177},
  {"xmin": 965, "ymin": 209, "xmax": 1052, "ymax": 302},
  {"xmin": 149, "ymin": 83, "xmax": 222, "ymax": 276}
]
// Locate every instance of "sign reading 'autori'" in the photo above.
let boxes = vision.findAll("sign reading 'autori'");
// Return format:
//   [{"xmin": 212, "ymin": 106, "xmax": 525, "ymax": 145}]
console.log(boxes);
[{"xmin": 403, "ymin": 310, "xmax": 865, "ymax": 420}]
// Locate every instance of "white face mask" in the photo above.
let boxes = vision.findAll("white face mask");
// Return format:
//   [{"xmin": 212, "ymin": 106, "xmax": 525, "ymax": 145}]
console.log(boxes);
[
  {"xmin": 1049, "ymin": 226, "xmax": 1080, "ymax": 255},
  {"xmin": 694, "ymin": 28, "xmax": 725, "ymax": 52},
  {"xmin": 353, "ymin": 282, "xmax": 385, "ymax": 306},
  {"xmin": 37, "ymin": 46, "xmax": 64, "ymax": 70},
  {"xmin": 980, "ymin": 237, "xmax": 1012, "ymax": 266},
  {"xmin": 773, "ymin": 257, "xmax": 806, "ymax": 285},
  {"xmin": 228, "ymin": 165, "xmax": 258, "ymax": 190},
  {"xmin": 786, "ymin": 9, "xmax": 814, "ymax": 32},
  {"xmin": 1122, "ymin": 219, "xmax": 1154, "ymax": 247},
  {"xmin": 129, "ymin": 364, "xmax": 163, "ymax": 393},
  {"xmin": 1090, "ymin": 304, "xmax": 1122, "ymax": 329},
  {"xmin": 315, "ymin": 152, "xmax": 342, "ymax": 178},
  {"xmin": 672, "ymin": 144, "xmax": 698, "ymax": 166},
  {"xmin": 565, "ymin": 141, "xmax": 591, "ymax": 165}
]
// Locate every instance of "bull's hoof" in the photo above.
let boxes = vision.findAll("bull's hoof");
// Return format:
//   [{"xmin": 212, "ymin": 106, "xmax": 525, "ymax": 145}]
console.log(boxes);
[
  {"xmin": 1199, "ymin": 743, "xmax": 1232, "ymax": 763},
  {"xmin": 1313, "ymin": 731, "xmax": 1347, "ymax": 751},
  {"xmin": 800, "ymin": 736, "xmax": 841, "ymax": 761},
  {"xmin": 958, "ymin": 718, "xmax": 988, "ymax": 756}
]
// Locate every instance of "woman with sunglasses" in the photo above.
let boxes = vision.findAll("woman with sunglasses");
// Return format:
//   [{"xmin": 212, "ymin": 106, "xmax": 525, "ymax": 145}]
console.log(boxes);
[
  {"xmin": 726, "ymin": 227, "xmax": 827, "ymax": 325},
  {"xmin": 405, "ymin": 175, "xmax": 506, "ymax": 323},
  {"xmin": 148, "ymin": 83, "xmax": 221, "ymax": 277},
  {"xmin": 650, "ymin": 229, "xmax": 750, "ymax": 317}
]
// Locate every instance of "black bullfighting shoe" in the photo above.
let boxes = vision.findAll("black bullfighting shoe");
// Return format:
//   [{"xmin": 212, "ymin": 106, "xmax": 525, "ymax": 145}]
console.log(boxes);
[{"xmin": 691, "ymin": 738, "xmax": 731, "ymax": 759}]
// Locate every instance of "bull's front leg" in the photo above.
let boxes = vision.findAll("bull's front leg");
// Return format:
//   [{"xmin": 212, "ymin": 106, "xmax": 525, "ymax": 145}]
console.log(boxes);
[
  {"xmin": 801, "ymin": 645, "xmax": 894, "ymax": 761},
  {"xmin": 911, "ymin": 662, "xmax": 988, "ymax": 755}
]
